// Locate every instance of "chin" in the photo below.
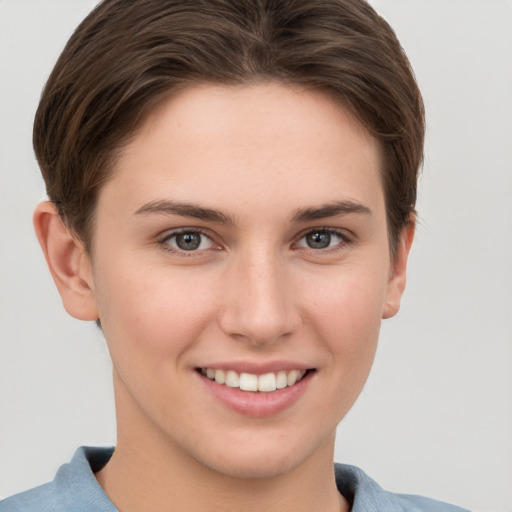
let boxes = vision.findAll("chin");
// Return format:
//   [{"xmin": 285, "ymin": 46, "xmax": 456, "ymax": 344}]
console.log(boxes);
[
  {"xmin": 201, "ymin": 451, "xmax": 300, "ymax": 480},
  {"xmin": 188, "ymin": 428, "xmax": 334, "ymax": 481}
]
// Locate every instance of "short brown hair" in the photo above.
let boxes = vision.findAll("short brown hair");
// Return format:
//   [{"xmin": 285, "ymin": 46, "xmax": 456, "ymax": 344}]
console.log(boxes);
[{"xmin": 34, "ymin": 0, "xmax": 424, "ymax": 255}]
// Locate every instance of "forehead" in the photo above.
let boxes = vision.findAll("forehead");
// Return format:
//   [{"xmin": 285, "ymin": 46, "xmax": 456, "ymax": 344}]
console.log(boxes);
[{"xmin": 101, "ymin": 82, "xmax": 384, "ymax": 221}]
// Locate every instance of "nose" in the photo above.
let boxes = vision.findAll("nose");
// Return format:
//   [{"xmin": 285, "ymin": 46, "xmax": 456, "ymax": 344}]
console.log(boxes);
[{"xmin": 217, "ymin": 250, "xmax": 302, "ymax": 346}]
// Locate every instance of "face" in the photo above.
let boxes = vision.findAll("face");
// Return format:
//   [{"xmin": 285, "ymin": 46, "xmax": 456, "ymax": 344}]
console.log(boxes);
[{"xmin": 78, "ymin": 83, "xmax": 410, "ymax": 478}]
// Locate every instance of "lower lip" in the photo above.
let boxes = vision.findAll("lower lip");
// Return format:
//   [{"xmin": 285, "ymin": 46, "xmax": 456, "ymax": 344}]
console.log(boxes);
[{"xmin": 199, "ymin": 371, "xmax": 314, "ymax": 418}]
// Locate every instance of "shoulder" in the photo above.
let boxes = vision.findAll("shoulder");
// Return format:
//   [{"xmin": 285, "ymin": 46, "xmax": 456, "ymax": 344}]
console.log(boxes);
[
  {"xmin": 1, "ymin": 482, "xmax": 58, "ymax": 512},
  {"xmin": 0, "ymin": 447, "xmax": 115, "ymax": 512},
  {"xmin": 335, "ymin": 464, "xmax": 472, "ymax": 512}
]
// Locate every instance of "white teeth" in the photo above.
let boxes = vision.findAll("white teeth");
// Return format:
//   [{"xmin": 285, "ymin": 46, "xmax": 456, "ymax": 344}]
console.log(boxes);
[
  {"xmin": 239, "ymin": 372, "xmax": 258, "ymax": 391},
  {"xmin": 225, "ymin": 370, "xmax": 239, "ymax": 388},
  {"xmin": 202, "ymin": 368, "xmax": 308, "ymax": 392},
  {"xmin": 214, "ymin": 369, "xmax": 226, "ymax": 384},
  {"xmin": 276, "ymin": 371, "xmax": 288, "ymax": 389},
  {"xmin": 258, "ymin": 372, "xmax": 277, "ymax": 392},
  {"xmin": 287, "ymin": 369, "xmax": 299, "ymax": 386}
]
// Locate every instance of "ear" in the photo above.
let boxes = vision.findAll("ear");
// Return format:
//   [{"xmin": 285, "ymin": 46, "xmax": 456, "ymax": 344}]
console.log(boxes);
[
  {"xmin": 382, "ymin": 219, "xmax": 415, "ymax": 319},
  {"xmin": 33, "ymin": 201, "xmax": 99, "ymax": 321}
]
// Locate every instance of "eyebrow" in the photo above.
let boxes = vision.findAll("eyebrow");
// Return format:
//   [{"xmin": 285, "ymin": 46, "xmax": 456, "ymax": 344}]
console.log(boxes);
[
  {"xmin": 134, "ymin": 200, "xmax": 235, "ymax": 225},
  {"xmin": 134, "ymin": 198, "xmax": 371, "ymax": 224},
  {"xmin": 292, "ymin": 200, "xmax": 372, "ymax": 222}
]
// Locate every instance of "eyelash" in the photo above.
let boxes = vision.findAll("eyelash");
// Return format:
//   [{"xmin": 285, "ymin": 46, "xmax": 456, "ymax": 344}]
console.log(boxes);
[
  {"xmin": 158, "ymin": 227, "xmax": 353, "ymax": 256},
  {"xmin": 294, "ymin": 227, "xmax": 353, "ymax": 253},
  {"xmin": 159, "ymin": 228, "xmax": 219, "ymax": 256}
]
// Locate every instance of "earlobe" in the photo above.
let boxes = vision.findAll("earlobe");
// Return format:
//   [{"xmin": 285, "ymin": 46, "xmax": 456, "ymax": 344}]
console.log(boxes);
[
  {"xmin": 33, "ymin": 201, "xmax": 99, "ymax": 321},
  {"xmin": 382, "ymin": 219, "xmax": 415, "ymax": 320}
]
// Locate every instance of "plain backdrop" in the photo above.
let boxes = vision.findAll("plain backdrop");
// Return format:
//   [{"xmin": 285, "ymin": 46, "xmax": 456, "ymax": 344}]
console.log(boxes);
[{"xmin": 1, "ymin": 1, "xmax": 511, "ymax": 511}]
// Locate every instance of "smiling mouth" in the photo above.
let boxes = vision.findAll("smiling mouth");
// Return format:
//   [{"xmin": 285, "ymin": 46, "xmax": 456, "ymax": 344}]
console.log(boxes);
[{"xmin": 198, "ymin": 368, "xmax": 311, "ymax": 393}]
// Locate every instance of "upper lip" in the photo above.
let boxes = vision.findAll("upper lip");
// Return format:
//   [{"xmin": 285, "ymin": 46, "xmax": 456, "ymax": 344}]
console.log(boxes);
[{"xmin": 195, "ymin": 360, "xmax": 313, "ymax": 375}]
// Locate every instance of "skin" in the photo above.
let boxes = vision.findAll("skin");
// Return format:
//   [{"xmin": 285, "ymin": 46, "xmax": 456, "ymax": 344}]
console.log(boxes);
[{"xmin": 34, "ymin": 82, "xmax": 414, "ymax": 512}]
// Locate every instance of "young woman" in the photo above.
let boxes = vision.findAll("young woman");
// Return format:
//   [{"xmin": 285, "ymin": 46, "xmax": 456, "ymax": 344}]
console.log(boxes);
[{"xmin": 2, "ymin": 1, "xmax": 471, "ymax": 511}]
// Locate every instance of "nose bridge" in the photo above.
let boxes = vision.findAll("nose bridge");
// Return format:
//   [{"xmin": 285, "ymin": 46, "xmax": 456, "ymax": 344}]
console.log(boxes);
[{"xmin": 218, "ymin": 246, "xmax": 300, "ymax": 344}]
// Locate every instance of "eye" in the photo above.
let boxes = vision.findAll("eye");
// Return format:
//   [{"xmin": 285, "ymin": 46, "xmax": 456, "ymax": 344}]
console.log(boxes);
[
  {"xmin": 296, "ymin": 229, "xmax": 349, "ymax": 250},
  {"xmin": 161, "ymin": 229, "xmax": 218, "ymax": 253}
]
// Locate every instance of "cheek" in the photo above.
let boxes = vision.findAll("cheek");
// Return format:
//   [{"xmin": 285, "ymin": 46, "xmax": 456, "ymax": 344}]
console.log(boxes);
[
  {"xmin": 93, "ymin": 260, "xmax": 218, "ymax": 361},
  {"xmin": 308, "ymin": 266, "xmax": 388, "ymax": 372},
  {"xmin": 309, "ymin": 263, "xmax": 388, "ymax": 329}
]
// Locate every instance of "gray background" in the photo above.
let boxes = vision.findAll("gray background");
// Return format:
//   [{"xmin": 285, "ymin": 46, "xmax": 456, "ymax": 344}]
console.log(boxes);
[{"xmin": 1, "ymin": 1, "xmax": 511, "ymax": 510}]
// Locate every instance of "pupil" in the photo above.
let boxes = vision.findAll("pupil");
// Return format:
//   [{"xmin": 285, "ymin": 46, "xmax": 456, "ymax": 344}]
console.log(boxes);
[
  {"xmin": 176, "ymin": 232, "xmax": 201, "ymax": 250},
  {"xmin": 307, "ymin": 231, "xmax": 330, "ymax": 249}
]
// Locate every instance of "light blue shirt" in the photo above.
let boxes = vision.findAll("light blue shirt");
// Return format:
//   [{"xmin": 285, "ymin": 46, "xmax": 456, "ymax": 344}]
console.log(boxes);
[{"xmin": 1, "ymin": 447, "xmax": 471, "ymax": 511}]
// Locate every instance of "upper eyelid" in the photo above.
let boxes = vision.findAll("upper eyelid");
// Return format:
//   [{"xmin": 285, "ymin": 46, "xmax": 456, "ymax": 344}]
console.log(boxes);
[
  {"xmin": 295, "ymin": 226, "xmax": 352, "ymax": 240},
  {"xmin": 160, "ymin": 227, "xmax": 214, "ymax": 241}
]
